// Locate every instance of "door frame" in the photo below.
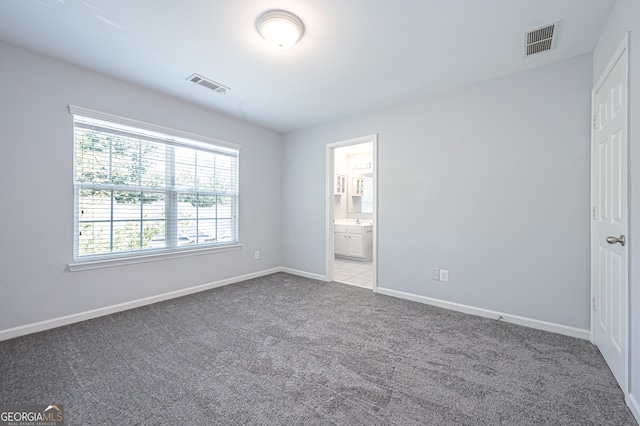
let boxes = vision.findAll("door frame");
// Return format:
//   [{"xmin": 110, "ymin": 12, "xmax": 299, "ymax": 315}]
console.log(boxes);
[
  {"xmin": 326, "ymin": 134, "xmax": 378, "ymax": 291},
  {"xmin": 590, "ymin": 33, "xmax": 629, "ymax": 397}
]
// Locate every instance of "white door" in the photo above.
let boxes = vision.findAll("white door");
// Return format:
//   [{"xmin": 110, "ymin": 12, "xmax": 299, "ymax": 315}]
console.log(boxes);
[{"xmin": 592, "ymin": 40, "xmax": 628, "ymax": 392}]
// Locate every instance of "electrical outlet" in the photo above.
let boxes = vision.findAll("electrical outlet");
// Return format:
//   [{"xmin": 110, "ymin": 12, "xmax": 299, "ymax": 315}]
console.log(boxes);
[
  {"xmin": 439, "ymin": 269, "xmax": 449, "ymax": 282},
  {"xmin": 432, "ymin": 268, "xmax": 440, "ymax": 280},
  {"xmin": 254, "ymin": 251, "xmax": 260, "ymax": 260}
]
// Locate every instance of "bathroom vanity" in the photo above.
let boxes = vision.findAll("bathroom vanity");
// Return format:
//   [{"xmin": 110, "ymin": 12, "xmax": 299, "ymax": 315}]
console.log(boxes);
[{"xmin": 334, "ymin": 222, "xmax": 373, "ymax": 261}]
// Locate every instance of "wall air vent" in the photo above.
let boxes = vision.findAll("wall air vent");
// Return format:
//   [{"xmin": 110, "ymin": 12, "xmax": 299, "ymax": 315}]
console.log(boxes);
[
  {"xmin": 524, "ymin": 21, "xmax": 559, "ymax": 56},
  {"xmin": 187, "ymin": 73, "xmax": 230, "ymax": 94}
]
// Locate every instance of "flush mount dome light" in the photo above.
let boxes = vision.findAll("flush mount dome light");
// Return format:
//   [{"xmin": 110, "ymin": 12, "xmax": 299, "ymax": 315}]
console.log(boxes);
[{"xmin": 256, "ymin": 9, "xmax": 304, "ymax": 50}]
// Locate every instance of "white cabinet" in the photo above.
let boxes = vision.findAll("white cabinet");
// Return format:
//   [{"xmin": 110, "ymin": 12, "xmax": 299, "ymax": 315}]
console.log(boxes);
[
  {"xmin": 334, "ymin": 225, "xmax": 372, "ymax": 261},
  {"xmin": 351, "ymin": 177, "xmax": 364, "ymax": 196},
  {"xmin": 335, "ymin": 174, "xmax": 346, "ymax": 195},
  {"xmin": 335, "ymin": 225, "xmax": 348, "ymax": 256},
  {"xmin": 348, "ymin": 232, "xmax": 363, "ymax": 257}
]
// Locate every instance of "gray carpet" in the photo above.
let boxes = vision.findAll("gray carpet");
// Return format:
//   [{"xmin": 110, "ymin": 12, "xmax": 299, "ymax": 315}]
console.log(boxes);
[{"xmin": 0, "ymin": 272, "xmax": 636, "ymax": 425}]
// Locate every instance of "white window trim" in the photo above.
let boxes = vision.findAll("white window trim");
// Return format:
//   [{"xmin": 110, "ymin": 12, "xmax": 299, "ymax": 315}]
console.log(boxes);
[
  {"xmin": 68, "ymin": 105, "xmax": 241, "ymax": 152},
  {"xmin": 68, "ymin": 243, "xmax": 242, "ymax": 272},
  {"xmin": 69, "ymin": 105, "xmax": 241, "ymax": 268}
]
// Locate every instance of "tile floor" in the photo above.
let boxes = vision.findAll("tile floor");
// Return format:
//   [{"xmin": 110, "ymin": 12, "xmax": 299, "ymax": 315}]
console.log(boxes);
[{"xmin": 333, "ymin": 257, "xmax": 374, "ymax": 289}]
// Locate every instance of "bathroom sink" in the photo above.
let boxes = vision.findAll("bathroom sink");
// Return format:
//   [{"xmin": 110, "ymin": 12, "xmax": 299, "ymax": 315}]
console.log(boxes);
[{"xmin": 334, "ymin": 219, "xmax": 373, "ymax": 226}]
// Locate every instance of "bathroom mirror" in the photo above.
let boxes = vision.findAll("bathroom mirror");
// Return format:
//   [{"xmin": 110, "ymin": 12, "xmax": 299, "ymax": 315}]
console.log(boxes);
[
  {"xmin": 361, "ymin": 176, "xmax": 373, "ymax": 213},
  {"xmin": 348, "ymin": 175, "xmax": 373, "ymax": 213}
]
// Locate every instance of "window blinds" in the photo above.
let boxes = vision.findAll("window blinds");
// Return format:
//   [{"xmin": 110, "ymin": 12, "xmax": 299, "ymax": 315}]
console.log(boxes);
[{"xmin": 70, "ymin": 106, "xmax": 240, "ymax": 260}]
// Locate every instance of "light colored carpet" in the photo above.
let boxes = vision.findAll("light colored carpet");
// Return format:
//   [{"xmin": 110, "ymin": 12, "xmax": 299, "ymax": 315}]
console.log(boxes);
[{"xmin": 0, "ymin": 272, "xmax": 636, "ymax": 425}]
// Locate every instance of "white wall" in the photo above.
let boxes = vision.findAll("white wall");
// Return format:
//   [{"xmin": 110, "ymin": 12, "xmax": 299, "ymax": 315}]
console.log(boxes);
[
  {"xmin": 283, "ymin": 54, "xmax": 592, "ymax": 329},
  {"xmin": 593, "ymin": 0, "xmax": 640, "ymax": 419},
  {"xmin": 0, "ymin": 42, "xmax": 283, "ymax": 331}
]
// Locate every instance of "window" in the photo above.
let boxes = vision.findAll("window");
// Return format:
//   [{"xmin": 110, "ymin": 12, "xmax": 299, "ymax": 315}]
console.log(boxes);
[{"xmin": 70, "ymin": 106, "xmax": 240, "ymax": 261}]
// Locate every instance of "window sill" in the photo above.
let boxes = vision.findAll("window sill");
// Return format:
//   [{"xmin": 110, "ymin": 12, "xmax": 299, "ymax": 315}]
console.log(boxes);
[{"xmin": 68, "ymin": 244, "xmax": 243, "ymax": 272}]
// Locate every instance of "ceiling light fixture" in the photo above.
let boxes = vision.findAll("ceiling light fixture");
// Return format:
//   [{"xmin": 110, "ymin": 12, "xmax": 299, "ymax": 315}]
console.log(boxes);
[{"xmin": 256, "ymin": 9, "xmax": 304, "ymax": 50}]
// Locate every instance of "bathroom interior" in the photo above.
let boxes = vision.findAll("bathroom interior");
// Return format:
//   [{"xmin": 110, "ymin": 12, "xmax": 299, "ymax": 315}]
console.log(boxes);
[{"xmin": 333, "ymin": 142, "xmax": 374, "ymax": 289}]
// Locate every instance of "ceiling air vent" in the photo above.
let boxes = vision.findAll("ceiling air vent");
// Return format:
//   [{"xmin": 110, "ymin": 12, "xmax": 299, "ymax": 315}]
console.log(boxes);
[
  {"xmin": 524, "ymin": 21, "xmax": 559, "ymax": 56},
  {"xmin": 187, "ymin": 73, "xmax": 230, "ymax": 94}
]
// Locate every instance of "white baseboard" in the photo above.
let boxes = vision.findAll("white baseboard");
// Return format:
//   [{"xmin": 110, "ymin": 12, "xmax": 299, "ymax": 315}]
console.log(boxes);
[
  {"xmin": 0, "ymin": 267, "xmax": 282, "ymax": 342},
  {"xmin": 376, "ymin": 287, "xmax": 590, "ymax": 340},
  {"xmin": 0, "ymin": 268, "xmax": 591, "ymax": 343},
  {"xmin": 280, "ymin": 267, "xmax": 328, "ymax": 282},
  {"xmin": 629, "ymin": 393, "xmax": 640, "ymax": 425}
]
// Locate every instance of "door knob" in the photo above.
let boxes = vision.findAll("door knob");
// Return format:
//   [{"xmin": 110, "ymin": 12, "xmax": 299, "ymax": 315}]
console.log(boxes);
[{"xmin": 606, "ymin": 235, "xmax": 626, "ymax": 246}]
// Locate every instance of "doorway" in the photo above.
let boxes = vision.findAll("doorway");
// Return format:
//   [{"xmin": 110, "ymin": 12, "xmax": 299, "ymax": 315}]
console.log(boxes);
[
  {"xmin": 591, "ymin": 34, "xmax": 629, "ymax": 396},
  {"xmin": 326, "ymin": 134, "xmax": 377, "ymax": 291}
]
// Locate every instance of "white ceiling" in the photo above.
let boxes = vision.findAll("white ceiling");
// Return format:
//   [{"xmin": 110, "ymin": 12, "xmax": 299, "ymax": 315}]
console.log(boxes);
[{"xmin": 0, "ymin": 0, "xmax": 616, "ymax": 133}]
